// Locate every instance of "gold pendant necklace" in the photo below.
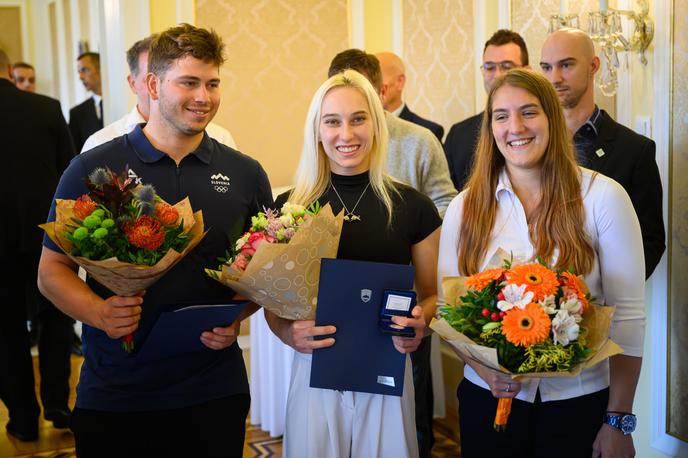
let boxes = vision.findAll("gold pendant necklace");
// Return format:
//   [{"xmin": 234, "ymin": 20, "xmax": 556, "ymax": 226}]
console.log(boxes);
[{"xmin": 330, "ymin": 182, "xmax": 370, "ymax": 222}]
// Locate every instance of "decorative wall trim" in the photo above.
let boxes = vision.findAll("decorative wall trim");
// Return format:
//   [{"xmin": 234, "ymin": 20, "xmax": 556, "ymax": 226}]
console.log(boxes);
[
  {"xmin": 498, "ymin": 0, "xmax": 511, "ymax": 28},
  {"xmin": 349, "ymin": 0, "xmax": 364, "ymax": 48},
  {"xmin": 391, "ymin": 0, "xmax": 402, "ymax": 55},
  {"xmin": 473, "ymin": 0, "xmax": 485, "ymax": 113},
  {"xmin": 0, "ymin": 0, "xmax": 30, "ymax": 62},
  {"xmin": 652, "ymin": 0, "xmax": 688, "ymax": 453}
]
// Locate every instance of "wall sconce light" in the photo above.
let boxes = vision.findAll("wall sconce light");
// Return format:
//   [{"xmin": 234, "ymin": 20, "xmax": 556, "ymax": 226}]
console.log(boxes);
[{"xmin": 549, "ymin": 0, "xmax": 654, "ymax": 96}]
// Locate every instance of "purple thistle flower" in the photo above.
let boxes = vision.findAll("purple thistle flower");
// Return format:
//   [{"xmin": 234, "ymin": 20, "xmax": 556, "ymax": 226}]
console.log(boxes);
[
  {"xmin": 88, "ymin": 168, "xmax": 110, "ymax": 187},
  {"xmin": 135, "ymin": 185, "xmax": 157, "ymax": 204}
]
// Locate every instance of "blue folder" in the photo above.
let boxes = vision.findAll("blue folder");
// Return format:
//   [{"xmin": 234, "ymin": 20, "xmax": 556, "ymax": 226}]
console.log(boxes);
[
  {"xmin": 134, "ymin": 301, "xmax": 249, "ymax": 359},
  {"xmin": 310, "ymin": 258, "xmax": 415, "ymax": 396}
]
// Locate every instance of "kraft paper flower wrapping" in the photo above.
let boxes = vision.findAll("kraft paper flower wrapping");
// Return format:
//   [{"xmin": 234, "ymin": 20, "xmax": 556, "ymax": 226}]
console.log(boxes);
[
  {"xmin": 430, "ymin": 248, "xmax": 624, "ymax": 379},
  {"xmin": 40, "ymin": 197, "xmax": 206, "ymax": 296},
  {"xmin": 206, "ymin": 204, "xmax": 343, "ymax": 320}
]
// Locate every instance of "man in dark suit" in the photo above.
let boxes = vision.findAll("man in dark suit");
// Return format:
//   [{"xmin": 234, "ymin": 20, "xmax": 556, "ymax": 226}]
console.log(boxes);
[
  {"xmin": 0, "ymin": 49, "xmax": 75, "ymax": 441},
  {"xmin": 69, "ymin": 52, "xmax": 103, "ymax": 153},
  {"xmin": 540, "ymin": 28, "xmax": 665, "ymax": 278},
  {"xmin": 376, "ymin": 52, "xmax": 444, "ymax": 141},
  {"xmin": 443, "ymin": 30, "xmax": 529, "ymax": 190}
]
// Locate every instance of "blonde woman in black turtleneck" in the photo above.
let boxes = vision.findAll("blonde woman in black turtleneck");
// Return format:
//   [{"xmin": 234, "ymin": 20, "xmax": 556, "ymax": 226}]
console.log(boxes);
[{"xmin": 265, "ymin": 70, "xmax": 441, "ymax": 458}]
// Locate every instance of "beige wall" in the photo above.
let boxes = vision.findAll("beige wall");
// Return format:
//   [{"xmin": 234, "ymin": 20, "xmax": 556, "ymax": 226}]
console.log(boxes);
[
  {"xmin": 669, "ymin": 0, "xmax": 688, "ymax": 442},
  {"xmin": 0, "ymin": 6, "xmax": 22, "ymax": 63},
  {"xmin": 510, "ymin": 0, "xmax": 616, "ymax": 117},
  {"xmin": 196, "ymin": 0, "xmax": 348, "ymax": 188},
  {"xmin": 403, "ymin": 0, "xmax": 475, "ymax": 138}
]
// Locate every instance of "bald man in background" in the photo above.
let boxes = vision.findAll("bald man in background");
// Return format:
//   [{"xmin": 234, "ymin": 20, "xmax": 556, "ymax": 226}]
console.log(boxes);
[
  {"xmin": 376, "ymin": 52, "xmax": 444, "ymax": 141},
  {"xmin": 540, "ymin": 28, "xmax": 665, "ymax": 279}
]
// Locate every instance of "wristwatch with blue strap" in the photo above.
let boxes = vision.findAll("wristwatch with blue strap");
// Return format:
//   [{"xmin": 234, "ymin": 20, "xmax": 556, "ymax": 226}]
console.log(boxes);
[{"xmin": 604, "ymin": 412, "xmax": 637, "ymax": 435}]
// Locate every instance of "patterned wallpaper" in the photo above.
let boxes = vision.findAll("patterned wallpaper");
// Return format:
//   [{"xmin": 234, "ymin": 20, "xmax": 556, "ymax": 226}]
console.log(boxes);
[
  {"xmin": 669, "ymin": 0, "xmax": 688, "ymax": 442},
  {"xmin": 195, "ymin": 0, "xmax": 348, "ymax": 187},
  {"xmin": 511, "ymin": 0, "xmax": 616, "ymax": 117},
  {"xmin": 402, "ymin": 0, "xmax": 475, "ymax": 139}
]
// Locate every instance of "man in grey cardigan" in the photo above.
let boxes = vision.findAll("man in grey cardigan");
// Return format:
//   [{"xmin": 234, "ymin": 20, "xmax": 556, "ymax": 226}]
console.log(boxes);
[
  {"xmin": 328, "ymin": 49, "xmax": 456, "ymax": 458},
  {"xmin": 329, "ymin": 50, "xmax": 456, "ymax": 218}
]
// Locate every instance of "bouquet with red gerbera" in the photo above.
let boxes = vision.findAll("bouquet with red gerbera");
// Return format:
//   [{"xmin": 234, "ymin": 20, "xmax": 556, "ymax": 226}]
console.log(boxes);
[
  {"xmin": 41, "ymin": 167, "xmax": 206, "ymax": 352},
  {"xmin": 431, "ymin": 249, "xmax": 623, "ymax": 431}
]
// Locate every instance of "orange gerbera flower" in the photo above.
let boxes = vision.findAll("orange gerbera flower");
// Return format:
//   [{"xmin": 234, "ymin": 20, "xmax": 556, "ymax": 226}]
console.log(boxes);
[
  {"xmin": 501, "ymin": 302, "xmax": 551, "ymax": 347},
  {"xmin": 507, "ymin": 263, "xmax": 558, "ymax": 301},
  {"xmin": 560, "ymin": 272, "xmax": 590, "ymax": 313},
  {"xmin": 466, "ymin": 268, "xmax": 505, "ymax": 291}
]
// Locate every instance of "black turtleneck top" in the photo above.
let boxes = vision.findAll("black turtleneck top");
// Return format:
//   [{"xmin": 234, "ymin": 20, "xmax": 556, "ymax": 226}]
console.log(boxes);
[{"xmin": 276, "ymin": 172, "xmax": 441, "ymax": 265}]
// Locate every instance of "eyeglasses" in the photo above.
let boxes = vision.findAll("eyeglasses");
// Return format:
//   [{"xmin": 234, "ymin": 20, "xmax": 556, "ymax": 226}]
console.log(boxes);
[{"xmin": 480, "ymin": 61, "xmax": 518, "ymax": 73}]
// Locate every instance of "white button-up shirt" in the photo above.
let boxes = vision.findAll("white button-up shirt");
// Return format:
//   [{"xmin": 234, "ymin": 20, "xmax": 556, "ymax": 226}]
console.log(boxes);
[
  {"xmin": 437, "ymin": 167, "xmax": 646, "ymax": 402},
  {"xmin": 81, "ymin": 105, "xmax": 237, "ymax": 153}
]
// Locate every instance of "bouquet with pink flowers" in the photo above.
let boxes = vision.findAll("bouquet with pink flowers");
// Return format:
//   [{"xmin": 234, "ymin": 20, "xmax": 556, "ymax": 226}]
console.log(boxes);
[{"xmin": 206, "ymin": 202, "xmax": 343, "ymax": 319}]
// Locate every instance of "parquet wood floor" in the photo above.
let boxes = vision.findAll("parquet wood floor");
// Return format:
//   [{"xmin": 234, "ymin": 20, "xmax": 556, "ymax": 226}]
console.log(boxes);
[{"xmin": 0, "ymin": 356, "xmax": 460, "ymax": 457}]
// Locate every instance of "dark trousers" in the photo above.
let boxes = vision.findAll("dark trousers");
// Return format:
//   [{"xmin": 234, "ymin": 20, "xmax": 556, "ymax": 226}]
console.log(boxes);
[
  {"xmin": 71, "ymin": 394, "xmax": 250, "ymax": 458},
  {"xmin": 411, "ymin": 334, "xmax": 435, "ymax": 458},
  {"xmin": 0, "ymin": 257, "xmax": 41, "ymax": 427},
  {"xmin": 35, "ymin": 303, "xmax": 73, "ymax": 411},
  {"xmin": 458, "ymin": 379, "xmax": 609, "ymax": 458}
]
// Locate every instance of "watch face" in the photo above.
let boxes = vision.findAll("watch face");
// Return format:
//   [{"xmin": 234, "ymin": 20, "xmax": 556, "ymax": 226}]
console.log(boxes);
[{"xmin": 621, "ymin": 415, "xmax": 637, "ymax": 434}]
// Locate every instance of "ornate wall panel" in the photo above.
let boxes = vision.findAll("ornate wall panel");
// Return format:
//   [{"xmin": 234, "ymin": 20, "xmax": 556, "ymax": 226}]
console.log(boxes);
[
  {"xmin": 0, "ymin": 6, "xmax": 23, "ymax": 62},
  {"xmin": 510, "ymin": 0, "xmax": 616, "ymax": 117},
  {"xmin": 403, "ymin": 0, "xmax": 475, "ymax": 139},
  {"xmin": 196, "ymin": 0, "xmax": 348, "ymax": 187},
  {"xmin": 669, "ymin": 0, "xmax": 688, "ymax": 442}
]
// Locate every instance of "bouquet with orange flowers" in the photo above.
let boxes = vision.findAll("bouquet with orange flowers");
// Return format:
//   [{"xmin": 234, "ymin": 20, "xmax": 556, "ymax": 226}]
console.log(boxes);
[
  {"xmin": 41, "ymin": 167, "xmax": 206, "ymax": 351},
  {"xmin": 431, "ymin": 250, "xmax": 622, "ymax": 431}
]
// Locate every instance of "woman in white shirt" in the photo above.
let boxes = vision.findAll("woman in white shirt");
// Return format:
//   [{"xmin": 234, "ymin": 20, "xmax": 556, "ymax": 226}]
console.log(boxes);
[{"xmin": 438, "ymin": 69, "xmax": 645, "ymax": 458}]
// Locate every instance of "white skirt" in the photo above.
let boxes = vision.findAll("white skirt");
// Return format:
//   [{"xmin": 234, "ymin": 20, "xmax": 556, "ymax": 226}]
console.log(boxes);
[{"xmin": 283, "ymin": 351, "xmax": 418, "ymax": 458}]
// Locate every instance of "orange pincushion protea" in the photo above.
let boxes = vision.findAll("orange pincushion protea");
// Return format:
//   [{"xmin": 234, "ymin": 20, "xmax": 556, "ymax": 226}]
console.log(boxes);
[
  {"xmin": 507, "ymin": 263, "xmax": 558, "ymax": 301},
  {"xmin": 560, "ymin": 272, "xmax": 590, "ymax": 313},
  {"xmin": 74, "ymin": 195, "xmax": 97, "ymax": 220},
  {"xmin": 501, "ymin": 302, "xmax": 551, "ymax": 347},
  {"xmin": 466, "ymin": 268, "xmax": 505, "ymax": 291},
  {"xmin": 125, "ymin": 215, "xmax": 165, "ymax": 250},
  {"xmin": 155, "ymin": 202, "xmax": 179, "ymax": 226}
]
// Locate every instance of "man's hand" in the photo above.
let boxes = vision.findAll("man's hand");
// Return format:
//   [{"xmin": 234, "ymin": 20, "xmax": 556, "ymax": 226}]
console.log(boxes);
[
  {"xmin": 96, "ymin": 292, "xmax": 144, "ymax": 339},
  {"xmin": 201, "ymin": 320, "xmax": 241, "ymax": 350}
]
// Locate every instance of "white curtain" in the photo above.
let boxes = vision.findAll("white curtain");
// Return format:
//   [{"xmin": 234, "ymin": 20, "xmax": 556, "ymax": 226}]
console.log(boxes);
[{"xmin": 249, "ymin": 310, "xmax": 294, "ymax": 437}]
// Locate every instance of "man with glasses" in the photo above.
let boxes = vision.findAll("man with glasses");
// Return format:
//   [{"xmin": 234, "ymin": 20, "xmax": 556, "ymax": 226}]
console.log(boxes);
[{"xmin": 443, "ymin": 29, "xmax": 529, "ymax": 190}]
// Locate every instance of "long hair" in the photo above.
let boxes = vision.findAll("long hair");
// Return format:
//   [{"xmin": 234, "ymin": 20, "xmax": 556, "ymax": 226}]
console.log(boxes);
[
  {"xmin": 289, "ymin": 69, "xmax": 396, "ymax": 223},
  {"xmin": 459, "ymin": 69, "xmax": 594, "ymax": 275}
]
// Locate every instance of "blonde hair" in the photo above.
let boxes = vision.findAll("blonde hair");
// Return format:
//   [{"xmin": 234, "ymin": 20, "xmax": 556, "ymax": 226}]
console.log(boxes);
[
  {"xmin": 459, "ymin": 69, "xmax": 595, "ymax": 275},
  {"xmin": 289, "ymin": 69, "xmax": 397, "ymax": 223}
]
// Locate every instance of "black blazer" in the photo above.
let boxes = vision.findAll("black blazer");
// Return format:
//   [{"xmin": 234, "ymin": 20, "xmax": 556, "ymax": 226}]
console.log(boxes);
[
  {"xmin": 399, "ymin": 105, "xmax": 444, "ymax": 142},
  {"xmin": 0, "ymin": 78, "xmax": 74, "ymax": 258},
  {"xmin": 69, "ymin": 96, "xmax": 103, "ymax": 153},
  {"xmin": 443, "ymin": 112, "xmax": 483, "ymax": 191},
  {"xmin": 582, "ymin": 110, "xmax": 665, "ymax": 279}
]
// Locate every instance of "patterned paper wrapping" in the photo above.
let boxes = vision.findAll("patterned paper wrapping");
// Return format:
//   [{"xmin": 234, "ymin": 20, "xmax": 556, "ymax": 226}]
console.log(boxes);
[
  {"xmin": 430, "ymin": 248, "xmax": 624, "ymax": 379},
  {"xmin": 206, "ymin": 204, "xmax": 344, "ymax": 320},
  {"xmin": 40, "ymin": 197, "xmax": 206, "ymax": 296}
]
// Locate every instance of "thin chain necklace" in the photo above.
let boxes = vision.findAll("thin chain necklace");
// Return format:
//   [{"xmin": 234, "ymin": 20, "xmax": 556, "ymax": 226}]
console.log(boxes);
[{"xmin": 330, "ymin": 181, "xmax": 370, "ymax": 222}]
